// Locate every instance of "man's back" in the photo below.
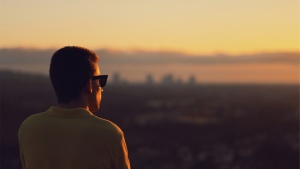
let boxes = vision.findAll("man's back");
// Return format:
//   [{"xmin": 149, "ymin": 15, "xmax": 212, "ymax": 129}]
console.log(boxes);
[{"xmin": 18, "ymin": 106, "xmax": 130, "ymax": 169}]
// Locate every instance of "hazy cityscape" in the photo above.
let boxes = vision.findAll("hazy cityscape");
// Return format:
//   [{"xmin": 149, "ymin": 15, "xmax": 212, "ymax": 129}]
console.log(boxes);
[
  {"xmin": 1, "ymin": 70, "xmax": 298, "ymax": 169},
  {"xmin": 109, "ymin": 72, "xmax": 197, "ymax": 86}
]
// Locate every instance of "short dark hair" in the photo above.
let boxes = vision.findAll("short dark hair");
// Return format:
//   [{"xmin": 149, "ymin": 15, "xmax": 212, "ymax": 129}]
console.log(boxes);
[{"xmin": 50, "ymin": 46, "xmax": 98, "ymax": 103}]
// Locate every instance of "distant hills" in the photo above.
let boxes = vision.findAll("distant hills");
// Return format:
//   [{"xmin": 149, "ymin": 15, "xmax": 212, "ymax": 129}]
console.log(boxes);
[{"xmin": 1, "ymin": 48, "xmax": 298, "ymax": 65}]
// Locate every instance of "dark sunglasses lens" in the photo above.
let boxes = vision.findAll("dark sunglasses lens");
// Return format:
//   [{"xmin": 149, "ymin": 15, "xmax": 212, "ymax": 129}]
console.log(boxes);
[{"xmin": 99, "ymin": 76, "xmax": 108, "ymax": 87}]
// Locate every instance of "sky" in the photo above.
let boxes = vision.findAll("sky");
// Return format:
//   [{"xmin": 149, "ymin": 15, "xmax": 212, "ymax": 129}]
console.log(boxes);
[
  {"xmin": 0, "ymin": 0, "xmax": 299, "ymax": 84},
  {"xmin": 0, "ymin": 0, "xmax": 299, "ymax": 55}
]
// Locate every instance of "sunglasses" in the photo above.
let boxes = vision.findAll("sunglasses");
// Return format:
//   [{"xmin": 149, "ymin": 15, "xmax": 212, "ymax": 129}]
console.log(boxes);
[{"xmin": 91, "ymin": 75, "xmax": 108, "ymax": 87}]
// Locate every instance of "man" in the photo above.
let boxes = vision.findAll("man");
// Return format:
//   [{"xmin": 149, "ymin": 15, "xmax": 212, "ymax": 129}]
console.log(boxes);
[{"xmin": 18, "ymin": 46, "xmax": 130, "ymax": 169}]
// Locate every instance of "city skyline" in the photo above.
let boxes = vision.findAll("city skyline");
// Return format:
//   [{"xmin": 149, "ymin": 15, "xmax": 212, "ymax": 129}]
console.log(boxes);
[{"xmin": 109, "ymin": 72, "xmax": 197, "ymax": 85}]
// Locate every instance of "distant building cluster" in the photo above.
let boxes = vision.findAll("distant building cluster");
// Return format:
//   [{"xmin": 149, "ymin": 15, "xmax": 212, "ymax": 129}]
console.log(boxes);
[{"xmin": 110, "ymin": 72, "xmax": 197, "ymax": 85}]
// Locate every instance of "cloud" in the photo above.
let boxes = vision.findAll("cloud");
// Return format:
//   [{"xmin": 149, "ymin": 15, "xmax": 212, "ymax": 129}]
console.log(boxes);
[
  {"xmin": 0, "ymin": 48, "xmax": 54, "ymax": 64},
  {"xmin": 97, "ymin": 49, "xmax": 299, "ymax": 65},
  {"xmin": 0, "ymin": 48, "xmax": 298, "ymax": 66}
]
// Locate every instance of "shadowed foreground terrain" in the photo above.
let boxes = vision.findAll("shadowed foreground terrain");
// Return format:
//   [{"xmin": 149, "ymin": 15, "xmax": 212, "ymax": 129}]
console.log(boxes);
[{"xmin": 0, "ymin": 70, "xmax": 299, "ymax": 169}]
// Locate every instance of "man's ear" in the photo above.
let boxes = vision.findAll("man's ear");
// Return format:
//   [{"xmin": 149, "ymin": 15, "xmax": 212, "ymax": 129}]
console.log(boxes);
[{"xmin": 83, "ymin": 79, "xmax": 93, "ymax": 94}]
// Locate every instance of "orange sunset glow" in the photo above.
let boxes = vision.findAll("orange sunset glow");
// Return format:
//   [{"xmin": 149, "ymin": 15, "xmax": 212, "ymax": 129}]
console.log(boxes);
[
  {"xmin": 0, "ymin": 1, "xmax": 299, "ymax": 168},
  {"xmin": 0, "ymin": 0, "xmax": 299, "ymax": 83}
]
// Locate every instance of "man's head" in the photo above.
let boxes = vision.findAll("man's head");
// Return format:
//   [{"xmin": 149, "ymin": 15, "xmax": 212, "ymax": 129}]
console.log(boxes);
[{"xmin": 50, "ymin": 46, "xmax": 105, "ymax": 112}]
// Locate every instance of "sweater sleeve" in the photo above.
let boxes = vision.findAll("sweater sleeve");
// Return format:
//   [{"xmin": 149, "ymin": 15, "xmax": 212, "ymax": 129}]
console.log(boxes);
[
  {"xmin": 18, "ymin": 122, "xmax": 26, "ymax": 169},
  {"xmin": 113, "ymin": 136, "xmax": 131, "ymax": 169},
  {"xmin": 19, "ymin": 148, "xmax": 26, "ymax": 169}
]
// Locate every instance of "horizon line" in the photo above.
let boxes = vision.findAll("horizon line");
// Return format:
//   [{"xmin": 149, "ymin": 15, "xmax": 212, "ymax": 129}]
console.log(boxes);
[{"xmin": 0, "ymin": 69, "xmax": 299, "ymax": 86}]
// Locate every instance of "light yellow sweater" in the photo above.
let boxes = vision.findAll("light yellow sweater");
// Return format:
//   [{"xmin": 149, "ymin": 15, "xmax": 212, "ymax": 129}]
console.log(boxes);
[{"xmin": 18, "ymin": 106, "xmax": 130, "ymax": 169}]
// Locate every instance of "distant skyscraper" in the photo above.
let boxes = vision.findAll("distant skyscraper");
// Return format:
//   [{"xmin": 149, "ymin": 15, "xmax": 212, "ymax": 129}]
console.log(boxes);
[
  {"xmin": 188, "ymin": 75, "xmax": 196, "ymax": 85},
  {"xmin": 176, "ymin": 78, "xmax": 183, "ymax": 85},
  {"xmin": 146, "ymin": 74, "xmax": 154, "ymax": 85},
  {"xmin": 112, "ymin": 72, "xmax": 121, "ymax": 84},
  {"xmin": 161, "ymin": 74, "xmax": 174, "ymax": 85}
]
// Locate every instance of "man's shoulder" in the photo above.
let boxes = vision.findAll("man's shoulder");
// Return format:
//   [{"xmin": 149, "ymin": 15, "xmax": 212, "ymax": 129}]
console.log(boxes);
[
  {"xmin": 81, "ymin": 115, "xmax": 124, "ymax": 144},
  {"xmin": 18, "ymin": 112, "xmax": 47, "ymax": 138},
  {"xmin": 89, "ymin": 115, "xmax": 124, "ymax": 136},
  {"xmin": 19, "ymin": 112, "xmax": 45, "ymax": 127}
]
